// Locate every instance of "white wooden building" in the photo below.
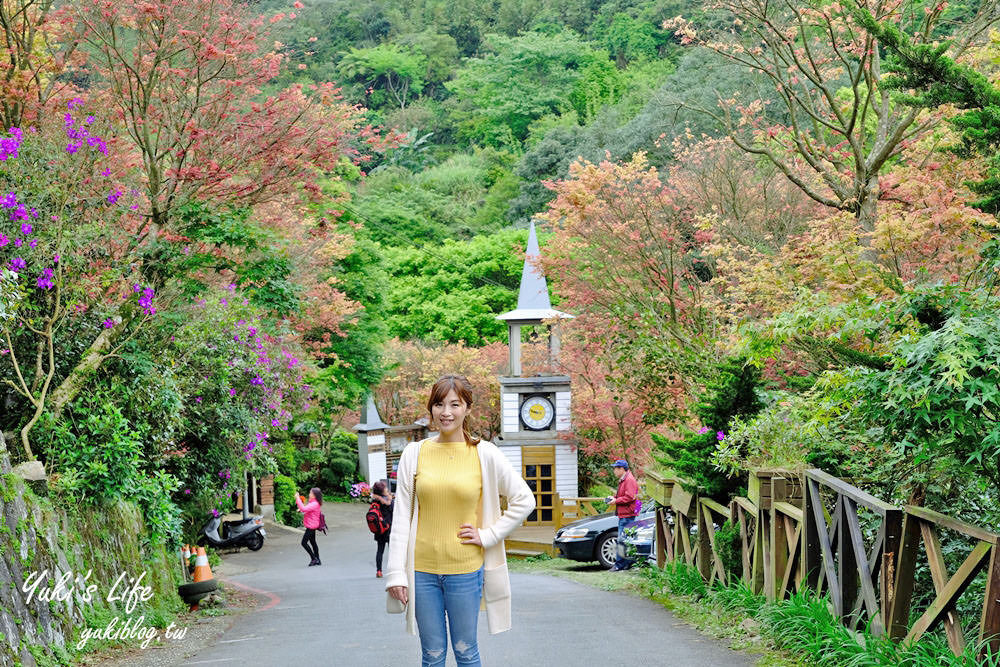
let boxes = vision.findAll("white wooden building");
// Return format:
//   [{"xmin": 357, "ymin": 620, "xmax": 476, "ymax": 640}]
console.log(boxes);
[{"xmin": 494, "ymin": 222, "xmax": 577, "ymax": 525}]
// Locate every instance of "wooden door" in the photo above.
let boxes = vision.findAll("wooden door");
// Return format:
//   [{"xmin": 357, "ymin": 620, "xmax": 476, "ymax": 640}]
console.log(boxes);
[{"xmin": 522, "ymin": 446, "xmax": 556, "ymax": 525}]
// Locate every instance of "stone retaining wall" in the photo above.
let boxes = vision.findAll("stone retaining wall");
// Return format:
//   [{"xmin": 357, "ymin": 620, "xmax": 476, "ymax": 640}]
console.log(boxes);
[{"xmin": 0, "ymin": 433, "xmax": 178, "ymax": 666}]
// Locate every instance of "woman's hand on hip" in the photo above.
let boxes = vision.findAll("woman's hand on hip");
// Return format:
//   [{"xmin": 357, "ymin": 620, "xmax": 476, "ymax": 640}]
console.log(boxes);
[
  {"xmin": 388, "ymin": 585, "xmax": 408, "ymax": 605},
  {"xmin": 458, "ymin": 524, "xmax": 483, "ymax": 547}
]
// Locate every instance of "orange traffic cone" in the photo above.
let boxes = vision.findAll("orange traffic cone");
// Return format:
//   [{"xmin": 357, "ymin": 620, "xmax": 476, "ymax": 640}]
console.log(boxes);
[{"xmin": 193, "ymin": 547, "xmax": 214, "ymax": 583}]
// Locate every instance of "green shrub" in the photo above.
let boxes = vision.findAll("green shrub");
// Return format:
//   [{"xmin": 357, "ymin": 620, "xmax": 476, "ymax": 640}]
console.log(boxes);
[
  {"xmin": 653, "ymin": 357, "xmax": 764, "ymax": 500},
  {"xmin": 37, "ymin": 396, "xmax": 145, "ymax": 504},
  {"xmin": 273, "ymin": 474, "xmax": 298, "ymax": 526}
]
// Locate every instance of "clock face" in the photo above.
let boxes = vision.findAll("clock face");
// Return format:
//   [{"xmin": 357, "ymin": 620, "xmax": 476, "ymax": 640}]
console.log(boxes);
[{"xmin": 520, "ymin": 395, "xmax": 555, "ymax": 430}]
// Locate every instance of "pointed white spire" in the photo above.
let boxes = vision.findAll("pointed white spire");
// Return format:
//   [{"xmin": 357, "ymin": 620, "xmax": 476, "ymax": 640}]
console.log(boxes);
[
  {"xmin": 497, "ymin": 221, "xmax": 573, "ymax": 323},
  {"xmin": 516, "ymin": 221, "xmax": 552, "ymax": 311},
  {"xmin": 353, "ymin": 394, "xmax": 390, "ymax": 432}
]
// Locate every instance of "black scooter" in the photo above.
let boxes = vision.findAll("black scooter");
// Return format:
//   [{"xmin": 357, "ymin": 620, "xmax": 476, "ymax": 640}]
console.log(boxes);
[{"xmin": 198, "ymin": 513, "xmax": 266, "ymax": 551}]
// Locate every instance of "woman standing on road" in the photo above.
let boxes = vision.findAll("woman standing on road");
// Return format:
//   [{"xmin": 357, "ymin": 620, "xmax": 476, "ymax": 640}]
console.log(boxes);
[
  {"xmin": 371, "ymin": 480, "xmax": 394, "ymax": 578},
  {"xmin": 385, "ymin": 375, "xmax": 535, "ymax": 667},
  {"xmin": 295, "ymin": 487, "xmax": 323, "ymax": 566}
]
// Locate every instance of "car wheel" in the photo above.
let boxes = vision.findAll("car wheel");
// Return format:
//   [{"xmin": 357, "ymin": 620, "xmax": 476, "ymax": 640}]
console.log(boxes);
[
  {"xmin": 595, "ymin": 531, "xmax": 617, "ymax": 569},
  {"xmin": 245, "ymin": 532, "xmax": 264, "ymax": 551}
]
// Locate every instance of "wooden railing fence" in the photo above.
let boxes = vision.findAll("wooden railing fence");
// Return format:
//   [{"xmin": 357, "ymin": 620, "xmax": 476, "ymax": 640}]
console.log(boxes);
[
  {"xmin": 646, "ymin": 468, "xmax": 1000, "ymax": 658},
  {"xmin": 553, "ymin": 494, "xmax": 605, "ymax": 530}
]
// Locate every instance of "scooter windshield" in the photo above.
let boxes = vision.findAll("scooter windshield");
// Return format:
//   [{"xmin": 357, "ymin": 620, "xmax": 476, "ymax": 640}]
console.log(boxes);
[{"xmin": 205, "ymin": 517, "xmax": 223, "ymax": 543}]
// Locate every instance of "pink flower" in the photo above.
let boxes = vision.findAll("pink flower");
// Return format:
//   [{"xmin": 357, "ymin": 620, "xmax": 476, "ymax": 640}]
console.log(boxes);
[{"xmin": 697, "ymin": 427, "xmax": 708, "ymax": 434}]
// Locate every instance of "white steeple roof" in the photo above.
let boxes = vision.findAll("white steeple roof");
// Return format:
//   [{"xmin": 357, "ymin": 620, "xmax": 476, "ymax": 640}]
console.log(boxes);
[{"xmin": 497, "ymin": 221, "xmax": 574, "ymax": 323}]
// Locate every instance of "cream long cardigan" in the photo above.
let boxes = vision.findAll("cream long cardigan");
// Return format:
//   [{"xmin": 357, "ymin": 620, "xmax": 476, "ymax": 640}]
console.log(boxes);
[{"xmin": 384, "ymin": 438, "xmax": 536, "ymax": 635}]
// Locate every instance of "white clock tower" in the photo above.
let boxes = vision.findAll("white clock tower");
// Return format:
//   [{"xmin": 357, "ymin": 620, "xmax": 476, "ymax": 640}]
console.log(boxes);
[{"xmin": 496, "ymin": 222, "xmax": 577, "ymax": 525}]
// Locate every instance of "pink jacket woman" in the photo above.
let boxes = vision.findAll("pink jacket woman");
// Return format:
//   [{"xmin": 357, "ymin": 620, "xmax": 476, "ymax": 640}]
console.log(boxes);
[
  {"xmin": 296, "ymin": 488, "xmax": 323, "ymax": 566},
  {"xmin": 295, "ymin": 494, "xmax": 321, "ymax": 529}
]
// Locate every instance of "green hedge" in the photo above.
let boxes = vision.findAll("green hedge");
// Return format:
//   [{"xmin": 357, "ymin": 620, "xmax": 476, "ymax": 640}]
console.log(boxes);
[{"xmin": 273, "ymin": 474, "xmax": 299, "ymax": 526}]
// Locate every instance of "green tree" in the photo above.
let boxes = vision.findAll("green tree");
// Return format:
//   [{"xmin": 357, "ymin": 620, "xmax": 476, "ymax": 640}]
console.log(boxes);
[
  {"xmin": 397, "ymin": 31, "xmax": 461, "ymax": 98},
  {"xmin": 857, "ymin": 10, "xmax": 1000, "ymax": 215},
  {"xmin": 603, "ymin": 13, "xmax": 658, "ymax": 68},
  {"xmin": 653, "ymin": 357, "xmax": 764, "ymax": 500},
  {"xmin": 381, "ymin": 229, "xmax": 526, "ymax": 345},
  {"xmin": 339, "ymin": 43, "xmax": 427, "ymax": 109},
  {"xmin": 446, "ymin": 31, "xmax": 600, "ymax": 147}
]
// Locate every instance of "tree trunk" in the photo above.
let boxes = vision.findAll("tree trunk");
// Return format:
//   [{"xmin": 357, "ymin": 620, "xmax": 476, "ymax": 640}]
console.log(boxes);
[
  {"xmin": 856, "ymin": 173, "xmax": 881, "ymax": 238},
  {"xmin": 48, "ymin": 326, "xmax": 117, "ymax": 419}
]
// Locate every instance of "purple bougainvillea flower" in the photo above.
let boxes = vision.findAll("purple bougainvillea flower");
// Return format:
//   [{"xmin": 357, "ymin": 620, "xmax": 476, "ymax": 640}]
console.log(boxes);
[
  {"xmin": 28, "ymin": 239, "xmax": 37, "ymax": 249},
  {"xmin": 68, "ymin": 98, "xmax": 83, "ymax": 110},
  {"xmin": 66, "ymin": 142, "xmax": 79, "ymax": 154},
  {"xmin": 229, "ymin": 388, "xmax": 236, "ymax": 396},
  {"xmin": 107, "ymin": 190, "xmax": 122, "ymax": 204},
  {"xmin": 53, "ymin": 254, "xmax": 60, "ymax": 263},
  {"xmin": 36, "ymin": 268, "xmax": 54, "ymax": 289},
  {"xmin": 184, "ymin": 489, "xmax": 191, "ymax": 495},
  {"xmin": 13, "ymin": 238, "xmax": 21, "ymax": 248},
  {"xmin": 0, "ymin": 234, "xmax": 7, "ymax": 247},
  {"xmin": 20, "ymin": 223, "xmax": 31, "ymax": 235},
  {"xmin": 10, "ymin": 257, "xmax": 26, "ymax": 272},
  {"xmin": 103, "ymin": 319, "xmax": 113, "ymax": 328},
  {"xmin": 717, "ymin": 431, "xmax": 726, "ymax": 441},
  {"xmin": 101, "ymin": 167, "xmax": 111, "ymax": 177},
  {"xmin": 697, "ymin": 427, "xmax": 708, "ymax": 434},
  {"xmin": 195, "ymin": 396, "xmax": 202, "ymax": 403}
]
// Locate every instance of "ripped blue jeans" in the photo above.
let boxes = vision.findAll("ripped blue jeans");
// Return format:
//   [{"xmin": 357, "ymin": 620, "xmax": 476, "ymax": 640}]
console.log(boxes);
[{"xmin": 414, "ymin": 568, "xmax": 483, "ymax": 667}]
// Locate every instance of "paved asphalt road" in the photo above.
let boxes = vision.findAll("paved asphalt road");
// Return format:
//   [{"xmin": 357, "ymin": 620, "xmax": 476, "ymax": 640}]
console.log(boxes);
[{"xmin": 179, "ymin": 503, "xmax": 758, "ymax": 667}]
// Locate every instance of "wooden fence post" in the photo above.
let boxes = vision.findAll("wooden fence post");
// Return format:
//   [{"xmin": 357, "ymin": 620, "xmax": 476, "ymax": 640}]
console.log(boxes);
[
  {"xmin": 697, "ymin": 497, "xmax": 712, "ymax": 581},
  {"xmin": 888, "ymin": 512, "xmax": 920, "ymax": 640},
  {"xmin": 836, "ymin": 496, "xmax": 858, "ymax": 622},
  {"xmin": 553, "ymin": 492, "xmax": 562, "ymax": 530},
  {"xmin": 979, "ymin": 540, "xmax": 1000, "ymax": 658},
  {"xmin": 802, "ymin": 475, "xmax": 821, "ymax": 591},
  {"xmin": 656, "ymin": 507, "xmax": 669, "ymax": 568},
  {"xmin": 881, "ymin": 507, "xmax": 903, "ymax": 632}
]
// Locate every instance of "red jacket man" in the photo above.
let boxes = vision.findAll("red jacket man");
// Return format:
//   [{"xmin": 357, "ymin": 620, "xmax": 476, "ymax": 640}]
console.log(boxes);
[
  {"xmin": 609, "ymin": 459, "xmax": 639, "ymax": 518},
  {"xmin": 607, "ymin": 459, "xmax": 639, "ymax": 571}
]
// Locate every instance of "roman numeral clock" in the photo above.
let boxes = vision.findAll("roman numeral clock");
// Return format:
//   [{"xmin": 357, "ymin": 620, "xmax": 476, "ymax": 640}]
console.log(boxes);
[{"xmin": 495, "ymin": 221, "xmax": 578, "ymax": 526}]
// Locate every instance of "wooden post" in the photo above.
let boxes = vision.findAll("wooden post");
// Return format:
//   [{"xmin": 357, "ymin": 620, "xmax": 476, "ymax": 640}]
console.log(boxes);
[
  {"xmin": 979, "ymin": 540, "xmax": 1000, "ymax": 658},
  {"xmin": 888, "ymin": 513, "xmax": 921, "ymax": 640},
  {"xmin": 694, "ymin": 498, "xmax": 709, "ymax": 581},
  {"xmin": 553, "ymin": 493, "xmax": 562, "ymax": 529},
  {"xmin": 837, "ymin": 496, "xmax": 858, "ymax": 624},
  {"xmin": 881, "ymin": 507, "xmax": 903, "ymax": 631},
  {"xmin": 656, "ymin": 507, "xmax": 669, "ymax": 568},
  {"xmin": 802, "ymin": 476, "xmax": 822, "ymax": 591},
  {"xmin": 770, "ymin": 510, "xmax": 788, "ymax": 603}
]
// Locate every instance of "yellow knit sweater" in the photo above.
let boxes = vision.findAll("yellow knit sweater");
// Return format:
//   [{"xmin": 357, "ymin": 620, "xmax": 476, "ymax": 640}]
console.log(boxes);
[{"xmin": 413, "ymin": 438, "xmax": 484, "ymax": 574}]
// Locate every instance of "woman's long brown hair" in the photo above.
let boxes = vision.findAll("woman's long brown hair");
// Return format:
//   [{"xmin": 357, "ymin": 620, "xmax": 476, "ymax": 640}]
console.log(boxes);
[{"xmin": 426, "ymin": 375, "xmax": 480, "ymax": 446}]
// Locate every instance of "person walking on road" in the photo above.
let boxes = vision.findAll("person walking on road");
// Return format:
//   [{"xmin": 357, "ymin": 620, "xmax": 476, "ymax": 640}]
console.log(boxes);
[
  {"xmin": 296, "ymin": 487, "xmax": 323, "ymax": 566},
  {"xmin": 385, "ymin": 374, "xmax": 536, "ymax": 667},
  {"xmin": 371, "ymin": 480, "xmax": 394, "ymax": 578},
  {"xmin": 606, "ymin": 459, "xmax": 639, "ymax": 571}
]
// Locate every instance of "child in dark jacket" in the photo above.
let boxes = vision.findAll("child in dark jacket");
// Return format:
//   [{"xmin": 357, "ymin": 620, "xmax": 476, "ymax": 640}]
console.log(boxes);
[
  {"xmin": 296, "ymin": 487, "xmax": 323, "ymax": 566},
  {"xmin": 370, "ymin": 480, "xmax": 393, "ymax": 577}
]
